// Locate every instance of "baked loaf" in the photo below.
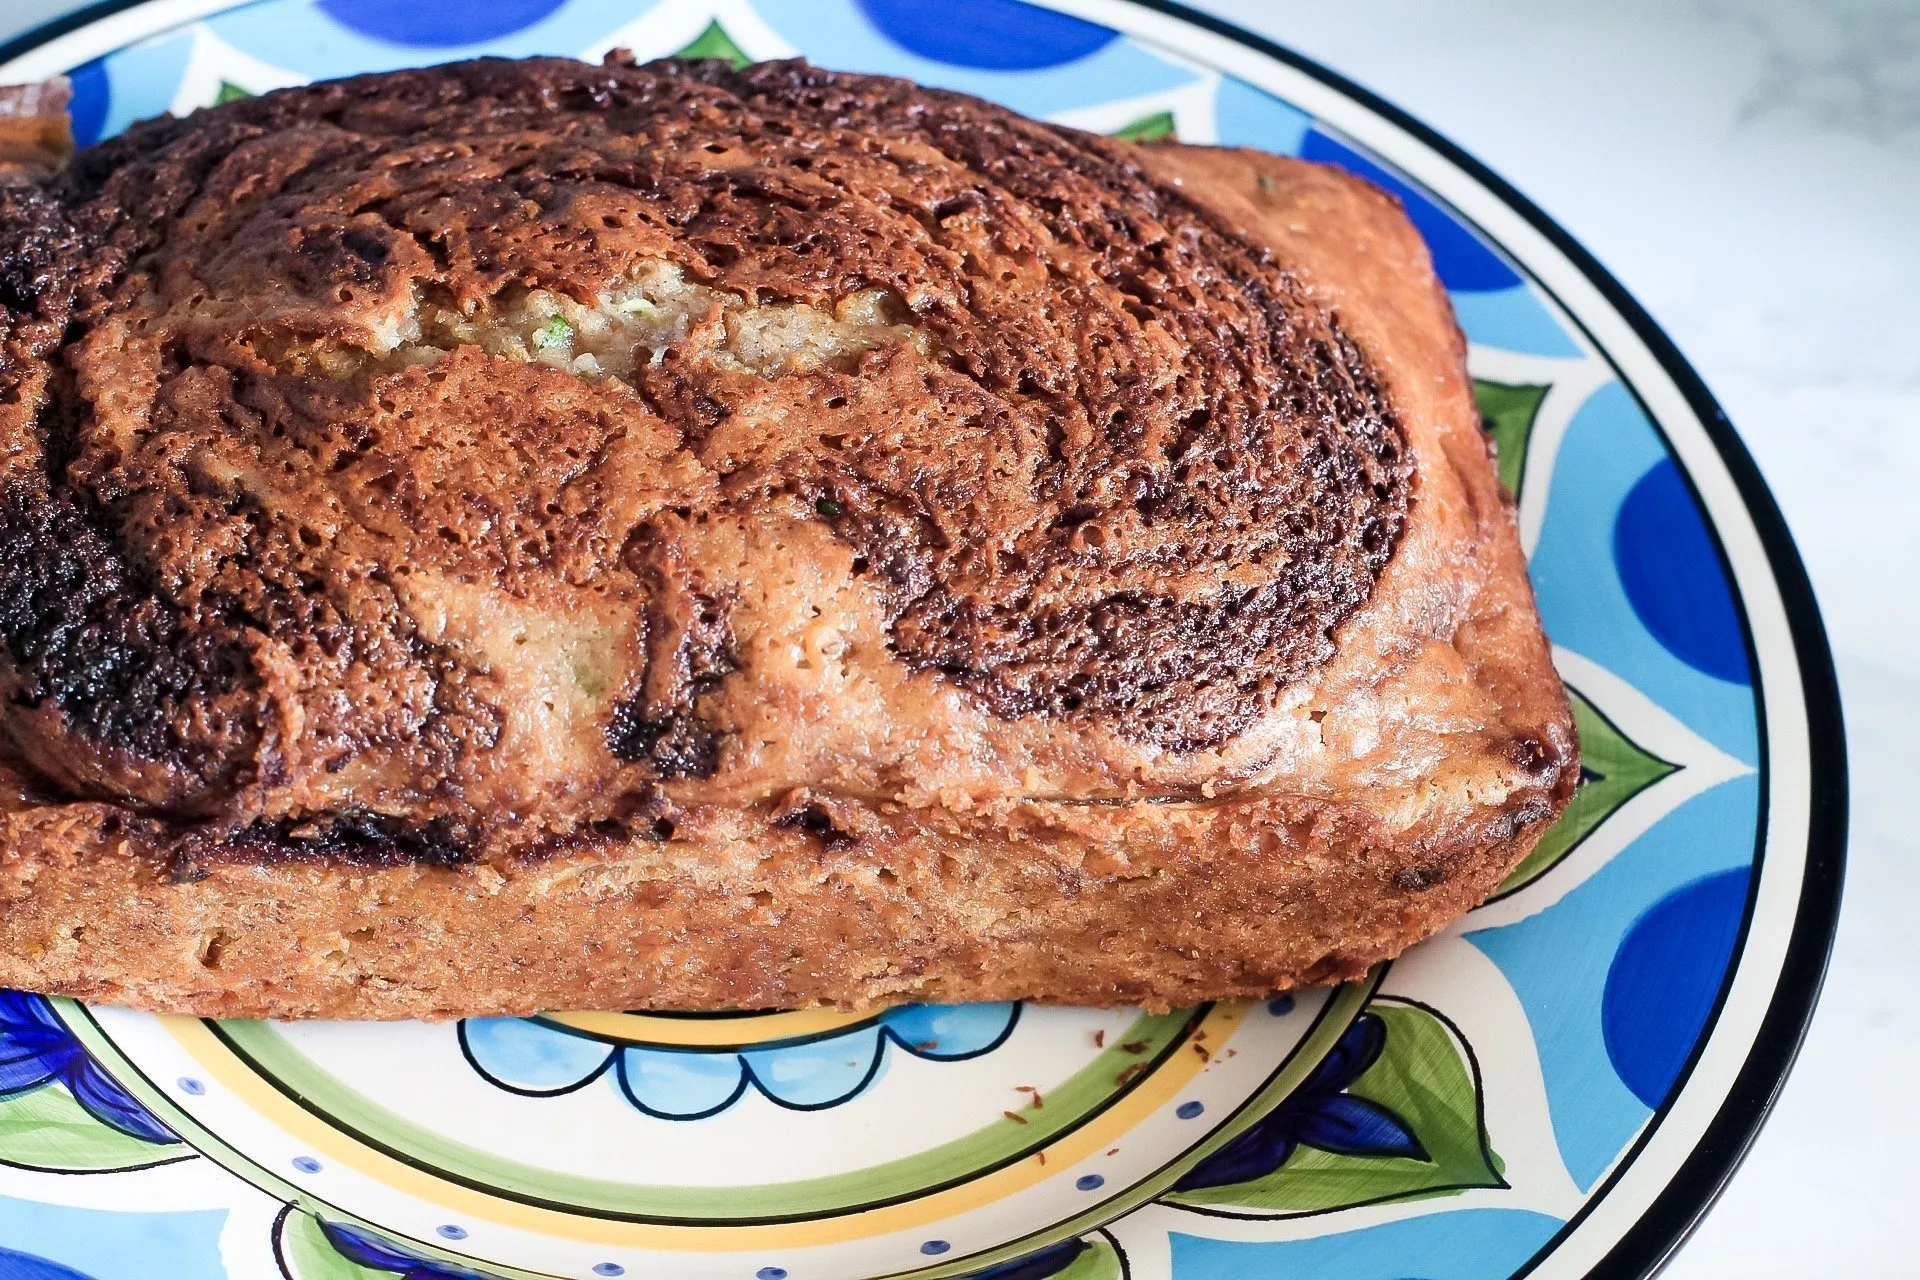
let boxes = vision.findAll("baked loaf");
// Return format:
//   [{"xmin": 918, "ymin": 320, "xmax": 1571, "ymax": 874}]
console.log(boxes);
[{"xmin": 0, "ymin": 55, "xmax": 1575, "ymax": 1018}]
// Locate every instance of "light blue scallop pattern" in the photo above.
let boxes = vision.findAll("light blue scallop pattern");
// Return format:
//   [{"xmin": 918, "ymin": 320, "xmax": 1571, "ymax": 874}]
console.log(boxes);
[
  {"xmin": 874, "ymin": 1002, "xmax": 1017, "ymax": 1055},
  {"xmin": 464, "ymin": 1004, "xmax": 1017, "ymax": 1118},
  {"xmin": 462, "ymin": 1017, "xmax": 613, "ymax": 1092},
  {"xmin": 742, "ymin": 1028, "xmax": 886, "ymax": 1109},
  {"xmin": 618, "ymin": 1046, "xmax": 754, "ymax": 1118}
]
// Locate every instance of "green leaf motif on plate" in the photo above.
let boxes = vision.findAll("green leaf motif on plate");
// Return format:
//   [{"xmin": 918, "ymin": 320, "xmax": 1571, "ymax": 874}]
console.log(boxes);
[
  {"xmin": 1110, "ymin": 110, "xmax": 1176, "ymax": 143},
  {"xmin": 214, "ymin": 80, "xmax": 254, "ymax": 105},
  {"xmin": 1163, "ymin": 999, "xmax": 1502, "ymax": 1216},
  {"xmin": 0, "ymin": 1083, "xmax": 188, "ymax": 1174},
  {"xmin": 1495, "ymin": 684, "xmax": 1678, "ymax": 898},
  {"xmin": 676, "ymin": 20, "xmax": 753, "ymax": 70},
  {"xmin": 1474, "ymin": 378, "xmax": 1549, "ymax": 500}
]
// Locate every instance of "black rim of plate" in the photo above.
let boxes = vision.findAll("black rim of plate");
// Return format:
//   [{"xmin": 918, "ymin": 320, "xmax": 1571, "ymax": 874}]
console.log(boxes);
[{"xmin": 0, "ymin": 3, "xmax": 1850, "ymax": 1278}]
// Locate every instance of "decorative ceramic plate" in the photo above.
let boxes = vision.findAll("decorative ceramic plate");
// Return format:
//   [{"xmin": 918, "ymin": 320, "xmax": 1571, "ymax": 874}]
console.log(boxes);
[{"xmin": 0, "ymin": 2, "xmax": 1846, "ymax": 1278}]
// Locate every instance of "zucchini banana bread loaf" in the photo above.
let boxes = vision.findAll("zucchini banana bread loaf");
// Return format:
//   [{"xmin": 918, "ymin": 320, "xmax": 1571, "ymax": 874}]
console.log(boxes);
[{"xmin": 0, "ymin": 54, "xmax": 1575, "ymax": 1018}]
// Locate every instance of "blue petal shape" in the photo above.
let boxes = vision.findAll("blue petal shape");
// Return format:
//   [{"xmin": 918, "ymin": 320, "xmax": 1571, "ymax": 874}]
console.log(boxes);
[
  {"xmin": 314, "ymin": 0, "xmax": 569, "ymax": 48},
  {"xmin": 321, "ymin": 1221, "xmax": 428, "ymax": 1272},
  {"xmin": 1613, "ymin": 459, "xmax": 1751, "ymax": 685},
  {"xmin": 854, "ymin": 0, "xmax": 1115, "ymax": 69},
  {"xmin": 879, "ymin": 1002, "xmax": 1019, "ymax": 1059},
  {"xmin": 63, "ymin": 1057, "xmax": 174, "ymax": 1144},
  {"xmin": 1175, "ymin": 1013, "xmax": 1400, "ymax": 1191},
  {"xmin": 320, "ymin": 1221, "xmax": 491, "ymax": 1279},
  {"xmin": 1295, "ymin": 1093, "xmax": 1426, "ymax": 1161},
  {"xmin": 756, "ymin": 0, "xmax": 1192, "ymax": 121},
  {"xmin": 743, "ymin": 1026, "xmax": 884, "ymax": 1109},
  {"xmin": 615, "ymin": 1047, "xmax": 749, "ymax": 1119},
  {"xmin": 1299, "ymin": 129, "xmax": 1522, "ymax": 293},
  {"xmin": 959, "ymin": 1238, "xmax": 1087, "ymax": 1279},
  {"xmin": 1294, "ymin": 1009, "xmax": 1386, "ymax": 1098},
  {"xmin": 0, "ymin": 1247, "xmax": 96, "ymax": 1280},
  {"xmin": 0, "ymin": 992, "xmax": 171, "ymax": 1139},
  {"xmin": 206, "ymin": 1, "xmax": 658, "ymax": 83},
  {"xmin": 0, "ymin": 991, "xmax": 76, "ymax": 1094},
  {"xmin": 0, "ymin": 990, "xmax": 64, "ymax": 1034},
  {"xmin": 0, "ymin": 1059, "xmax": 59, "ymax": 1095},
  {"xmin": 460, "ymin": 1019, "xmax": 613, "ymax": 1095},
  {"xmin": 66, "ymin": 60, "xmax": 111, "ymax": 149},
  {"xmin": 1603, "ymin": 868, "xmax": 1751, "ymax": 1108},
  {"xmin": 1172, "ymin": 1121, "xmax": 1299, "ymax": 1192}
]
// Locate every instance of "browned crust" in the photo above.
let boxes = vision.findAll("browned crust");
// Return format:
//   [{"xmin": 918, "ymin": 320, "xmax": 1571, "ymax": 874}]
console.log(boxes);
[
  {"xmin": 0, "ymin": 57, "xmax": 1417, "ymax": 821},
  {"xmin": 0, "ymin": 768, "xmax": 1557, "ymax": 1019},
  {"xmin": 0, "ymin": 66, "xmax": 1576, "ymax": 1018}
]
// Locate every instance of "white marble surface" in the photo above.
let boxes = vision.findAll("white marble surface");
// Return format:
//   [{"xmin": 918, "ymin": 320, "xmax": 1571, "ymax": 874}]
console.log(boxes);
[{"xmin": 0, "ymin": 1, "xmax": 1914, "ymax": 1275}]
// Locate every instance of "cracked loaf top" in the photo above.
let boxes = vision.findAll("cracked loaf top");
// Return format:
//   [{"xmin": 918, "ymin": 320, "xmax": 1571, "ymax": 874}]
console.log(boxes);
[{"xmin": 0, "ymin": 54, "xmax": 1543, "ymax": 867}]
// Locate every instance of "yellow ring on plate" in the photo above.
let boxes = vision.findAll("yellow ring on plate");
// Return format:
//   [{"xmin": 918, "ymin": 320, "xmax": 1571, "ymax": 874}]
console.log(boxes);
[{"xmin": 534, "ymin": 1007, "xmax": 881, "ymax": 1048}]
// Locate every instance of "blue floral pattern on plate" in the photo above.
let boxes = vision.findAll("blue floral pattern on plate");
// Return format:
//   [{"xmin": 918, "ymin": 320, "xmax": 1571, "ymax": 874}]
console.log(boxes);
[
  {"xmin": 0, "ymin": 994, "xmax": 173, "ymax": 1144},
  {"xmin": 1173, "ymin": 1014, "xmax": 1423, "ymax": 1192}
]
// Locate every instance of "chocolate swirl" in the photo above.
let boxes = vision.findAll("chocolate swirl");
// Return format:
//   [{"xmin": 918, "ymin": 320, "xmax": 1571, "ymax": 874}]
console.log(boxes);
[{"xmin": 0, "ymin": 54, "xmax": 1409, "ymax": 825}]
